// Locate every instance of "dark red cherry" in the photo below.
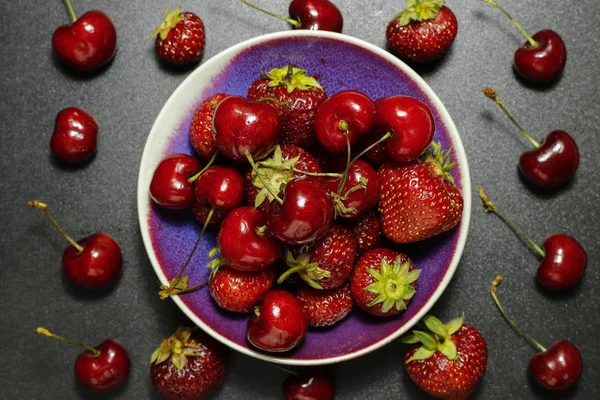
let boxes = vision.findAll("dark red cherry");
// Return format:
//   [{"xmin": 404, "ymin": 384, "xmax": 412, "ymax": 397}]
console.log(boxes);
[
  {"xmin": 537, "ymin": 234, "xmax": 587, "ymax": 291},
  {"xmin": 315, "ymin": 90, "xmax": 375, "ymax": 153},
  {"xmin": 194, "ymin": 166, "xmax": 244, "ymax": 211},
  {"xmin": 514, "ymin": 30, "xmax": 567, "ymax": 83},
  {"xmin": 283, "ymin": 371, "xmax": 335, "ymax": 400},
  {"xmin": 247, "ymin": 289, "xmax": 309, "ymax": 352},
  {"xmin": 529, "ymin": 340, "xmax": 583, "ymax": 391},
  {"xmin": 150, "ymin": 154, "xmax": 202, "ymax": 209},
  {"xmin": 324, "ymin": 160, "xmax": 379, "ymax": 219},
  {"xmin": 51, "ymin": 107, "xmax": 98, "ymax": 164}
]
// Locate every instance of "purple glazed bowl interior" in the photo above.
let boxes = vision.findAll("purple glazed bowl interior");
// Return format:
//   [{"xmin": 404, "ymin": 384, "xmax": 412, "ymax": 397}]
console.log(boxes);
[{"xmin": 137, "ymin": 30, "xmax": 471, "ymax": 366}]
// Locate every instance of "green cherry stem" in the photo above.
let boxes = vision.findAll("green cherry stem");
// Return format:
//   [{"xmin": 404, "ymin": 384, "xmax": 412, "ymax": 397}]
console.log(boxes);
[
  {"xmin": 64, "ymin": 0, "xmax": 77, "ymax": 23},
  {"xmin": 482, "ymin": 88, "xmax": 540, "ymax": 148},
  {"xmin": 490, "ymin": 276, "xmax": 547, "ymax": 352},
  {"xmin": 337, "ymin": 132, "xmax": 353, "ymax": 195},
  {"xmin": 293, "ymin": 169, "xmax": 342, "ymax": 178},
  {"xmin": 245, "ymin": 150, "xmax": 284, "ymax": 205},
  {"xmin": 477, "ymin": 186, "xmax": 545, "ymax": 257},
  {"xmin": 36, "ymin": 327, "xmax": 101, "ymax": 356},
  {"xmin": 239, "ymin": 0, "xmax": 300, "ymax": 27},
  {"xmin": 27, "ymin": 201, "xmax": 84, "ymax": 252},
  {"xmin": 480, "ymin": 0, "xmax": 539, "ymax": 48},
  {"xmin": 188, "ymin": 152, "xmax": 218, "ymax": 183}
]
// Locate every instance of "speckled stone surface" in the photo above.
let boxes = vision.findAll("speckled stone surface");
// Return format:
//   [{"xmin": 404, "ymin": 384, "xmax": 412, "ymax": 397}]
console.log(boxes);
[{"xmin": 1, "ymin": 0, "xmax": 599, "ymax": 399}]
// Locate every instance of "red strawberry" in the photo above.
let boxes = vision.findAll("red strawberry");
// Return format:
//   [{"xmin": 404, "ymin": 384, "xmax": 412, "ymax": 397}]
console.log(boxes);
[
  {"xmin": 350, "ymin": 248, "xmax": 420, "ymax": 317},
  {"xmin": 209, "ymin": 266, "xmax": 276, "ymax": 313},
  {"xmin": 244, "ymin": 144, "xmax": 322, "ymax": 209},
  {"xmin": 401, "ymin": 314, "xmax": 488, "ymax": 400},
  {"xmin": 378, "ymin": 142, "xmax": 463, "ymax": 243},
  {"xmin": 150, "ymin": 327, "xmax": 227, "ymax": 400},
  {"xmin": 386, "ymin": 1, "xmax": 458, "ymax": 63},
  {"xmin": 189, "ymin": 93, "xmax": 229, "ymax": 160},
  {"xmin": 152, "ymin": 7, "xmax": 206, "ymax": 65},
  {"xmin": 349, "ymin": 210, "xmax": 383, "ymax": 255},
  {"xmin": 247, "ymin": 65, "xmax": 327, "ymax": 148},
  {"xmin": 296, "ymin": 281, "xmax": 353, "ymax": 327},
  {"xmin": 279, "ymin": 225, "xmax": 356, "ymax": 290}
]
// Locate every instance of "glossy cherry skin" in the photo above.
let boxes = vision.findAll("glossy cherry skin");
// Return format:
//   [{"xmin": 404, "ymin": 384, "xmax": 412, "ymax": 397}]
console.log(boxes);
[
  {"xmin": 52, "ymin": 10, "xmax": 117, "ymax": 71},
  {"xmin": 247, "ymin": 289, "xmax": 309, "ymax": 352},
  {"xmin": 265, "ymin": 177, "xmax": 334, "ymax": 245},
  {"xmin": 74, "ymin": 339, "xmax": 130, "ymax": 393},
  {"xmin": 283, "ymin": 372, "xmax": 335, "ymax": 400},
  {"xmin": 537, "ymin": 234, "xmax": 587, "ymax": 291},
  {"xmin": 194, "ymin": 166, "xmax": 244, "ymax": 211},
  {"xmin": 324, "ymin": 160, "xmax": 379, "ymax": 219},
  {"xmin": 518, "ymin": 130, "xmax": 579, "ymax": 189},
  {"xmin": 374, "ymin": 96, "xmax": 435, "ymax": 162},
  {"xmin": 315, "ymin": 90, "xmax": 375, "ymax": 153},
  {"xmin": 514, "ymin": 30, "xmax": 567, "ymax": 83},
  {"xmin": 149, "ymin": 154, "xmax": 202, "ymax": 209},
  {"xmin": 218, "ymin": 206, "xmax": 282, "ymax": 271},
  {"xmin": 289, "ymin": 0, "xmax": 343, "ymax": 32},
  {"xmin": 529, "ymin": 340, "xmax": 582, "ymax": 391},
  {"xmin": 213, "ymin": 96, "xmax": 280, "ymax": 162},
  {"xmin": 51, "ymin": 107, "xmax": 98, "ymax": 164},
  {"xmin": 63, "ymin": 233, "xmax": 123, "ymax": 290}
]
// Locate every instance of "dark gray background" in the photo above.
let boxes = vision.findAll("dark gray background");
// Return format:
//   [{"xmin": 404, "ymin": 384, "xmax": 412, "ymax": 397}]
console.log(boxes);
[{"xmin": 1, "ymin": 0, "xmax": 598, "ymax": 399}]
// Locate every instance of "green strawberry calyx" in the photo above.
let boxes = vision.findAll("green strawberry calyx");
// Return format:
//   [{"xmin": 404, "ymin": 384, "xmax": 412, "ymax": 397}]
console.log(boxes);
[
  {"xmin": 365, "ymin": 257, "xmax": 421, "ymax": 313},
  {"xmin": 151, "ymin": 327, "xmax": 205, "ymax": 371},
  {"xmin": 393, "ymin": 0, "xmax": 445, "ymax": 27},
  {"xmin": 261, "ymin": 65, "xmax": 323, "ymax": 94},
  {"xmin": 252, "ymin": 146, "xmax": 301, "ymax": 208},
  {"xmin": 422, "ymin": 141, "xmax": 456, "ymax": 184},
  {"xmin": 150, "ymin": 7, "xmax": 183, "ymax": 41},
  {"xmin": 331, "ymin": 176, "xmax": 369, "ymax": 218},
  {"xmin": 401, "ymin": 313, "xmax": 464, "ymax": 363},
  {"xmin": 278, "ymin": 248, "xmax": 331, "ymax": 289}
]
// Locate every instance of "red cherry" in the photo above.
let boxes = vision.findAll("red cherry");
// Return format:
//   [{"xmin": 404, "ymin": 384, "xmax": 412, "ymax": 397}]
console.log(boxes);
[
  {"xmin": 150, "ymin": 154, "xmax": 202, "ymax": 209},
  {"xmin": 324, "ymin": 160, "xmax": 379, "ymax": 219},
  {"xmin": 247, "ymin": 289, "xmax": 309, "ymax": 352},
  {"xmin": 264, "ymin": 177, "xmax": 334, "ymax": 245},
  {"xmin": 213, "ymin": 96, "xmax": 280, "ymax": 162},
  {"xmin": 283, "ymin": 371, "xmax": 335, "ymax": 400},
  {"xmin": 28, "ymin": 201, "xmax": 122, "ymax": 290},
  {"xmin": 194, "ymin": 166, "xmax": 244, "ymax": 212},
  {"xmin": 37, "ymin": 328, "xmax": 130, "ymax": 393},
  {"xmin": 315, "ymin": 90, "xmax": 376, "ymax": 153},
  {"xmin": 491, "ymin": 277, "xmax": 582, "ymax": 392},
  {"xmin": 240, "ymin": 0, "xmax": 343, "ymax": 32},
  {"xmin": 374, "ymin": 95, "xmax": 435, "ymax": 162},
  {"xmin": 51, "ymin": 0, "xmax": 117, "ymax": 71},
  {"xmin": 50, "ymin": 107, "xmax": 98, "ymax": 164}
]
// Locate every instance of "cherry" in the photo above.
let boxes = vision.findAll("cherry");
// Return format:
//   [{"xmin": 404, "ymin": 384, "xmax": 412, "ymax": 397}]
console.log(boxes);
[
  {"xmin": 315, "ymin": 90, "xmax": 376, "ymax": 153},
  {"xmin": 213, "ymin": 96, "xmax": 280, "ymax": 162},
  {"xmin": 483, "ymin": 88, "xmax": 579, "ymax": 188},
  {"xmin": 264, "ymin": 177, "xmax": 334, "ymax": 245},
  {"xmin": 490, "ymin": 276, "xmax": 583, "ymax": 391},
  {"xmin": 36, "ymin": 327, "xmax": 130, "ymax": 393},
  {"xmin": 240, "ymin": 0, "xmax": 343, "ymax": 32},
  {"xmin": 283, "ymin": 371, "xmax": 335, "ymax": 400},
  {"xmin": 374, "ymin": 95, "xmax": 435, "ymax": 162},
  {"xmin": 50, "ymin": 107, "xmax": 98, "ymax": 164},
  {"xmin": 51, "ymin": 0, "xmax": 117, "ymax": 71},
  {"xmin": 149, "ymin": 154, "xmax": 203, "ymax": 209},
  {"xmin": 478, "ymin": 187, "xmax": 587, "ymax": 291},
  {"xmin": 247, "ymin": 289, "xmax": 309, "ymax": 352},
  {"xmin": 324, "ymin": 160, "xmax": 379, "ymax": 219},
  {"xmin": 481, "ymin": 0, "xmax": 566, "ymax": 83},
  {"xmin": 28, "ymin": 201, "xmax": 122, "ymax": 290}
]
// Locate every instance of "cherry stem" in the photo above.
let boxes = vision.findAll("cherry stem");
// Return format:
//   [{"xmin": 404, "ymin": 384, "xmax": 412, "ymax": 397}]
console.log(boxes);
[
  {"xmin": 245, "ymin": 151, "xmax": 284, "ymax": 205},
  {"xmin": 64, "ymin": 0, "xmax": 77, "ymax": 23},
  {"xmin": 480, "ymin": 0, "xmax": 538, "ymax": 48},
  {"xmin": 277, "ymin": 263, "xmax": 306, "ymax": 284},
  {"xmin": 477, "ymin": 186, "xmax": 546, "ymax": 257},
  {"xmin": 27, "ymin": 201, "xmax": 84, "ymax": 252},
  {"xmin": 239, "ymin": 0, "xmax": 299, "ymax": 27},
  {"xmin": 188, "ymin": 152, "xmax": 218, "ymax": 183},
  {"xmin": 490, "ymin": 276, "xmax": 547, "ymax": 352},
  {"xmin": 482, "ymin": 88, "xmax": 540, "ymax": 148},
  {"xmin": 36, "ymin": 327, "xmax": 100, "ymax": 356},
  {"xmin": 270, "ymin": 363, "xmax": 298, "ymax": 376},
  {"xmin": 337, "ymin": 132, "xmax": 353, "ymax": 195},
  {"xmin": 293, "ymin": 169, "xmax": 342, "ymax": 178}
]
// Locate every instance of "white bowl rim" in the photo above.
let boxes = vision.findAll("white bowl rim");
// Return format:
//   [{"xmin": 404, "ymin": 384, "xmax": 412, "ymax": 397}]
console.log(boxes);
[{"xmin": 137, "ymin": 29, "xmax": 472, "ymax": 366}]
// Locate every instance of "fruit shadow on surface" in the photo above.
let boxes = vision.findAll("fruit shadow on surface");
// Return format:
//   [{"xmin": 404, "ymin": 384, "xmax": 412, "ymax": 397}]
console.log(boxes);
[
  {"xmin": 517, "ymin": 171, "xmax": 577, "ymax": 200},
  {"xmin": 50, "ymin": 51, "xmax": 115, "ymax": 81},
  {"xmin": 512, "ymin": 67, "xmax": 562, "ymax": 91},
  {"xmin": 151, "ymin": 46, "xmax": 204, "ymax": 75},
  {"xmin": 48, "ymin": 152, "xmax": 97, "ymax": 172},
  {"xmin": 479, "ymin": 110, "xmax": 524, "ymax": 147},
  {"xmin": 74, "ymin": 378, "xmax": 130, "ymax": 400},
  {"xmin": 398, "ymin": 47, "xmax": 454, "ymax": 78},
  {"xmin": 529, "ymin": 375, "xmax": 581, "ymax": 399},
  {"xmin": 471, "ymin": 10, "xmax": 523, "ymax": 46}
]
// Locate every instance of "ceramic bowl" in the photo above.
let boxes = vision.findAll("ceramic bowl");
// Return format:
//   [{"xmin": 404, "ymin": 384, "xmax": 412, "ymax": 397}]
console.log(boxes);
[{"xmin": 137, "ymin": 30, "xmax": 471, "ymax": 366}]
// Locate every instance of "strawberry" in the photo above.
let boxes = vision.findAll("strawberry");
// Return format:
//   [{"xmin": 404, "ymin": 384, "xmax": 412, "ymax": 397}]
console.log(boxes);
[
  {"xmin": 150, "ymin": 327, "xmax": 228, "ymax": 400},
  {"xmin": 209, "ymin": 266, "xmax": 276, "ymax": 313},
  {"xmin": 378, "ymin": 142, "xmax": 463, "ymax": 243},
  {"xmin": 401, "ymin": 314, "xmax": 488, "ymax": 400},
  {"xmin": 350, "ymin": 248, "xmax": 420, "ymax": 317},
  {"xmin": 247, "ymin": 65, "xmax": 327, "ymax": 148},
  {"xmin": 189, "ymin": 93, "xmax": 229, "ymax": 160},
  {"xmin": 296, "ymin": 281, "xmax": 354, "ymax": 327},
  {"xmin": 279, "ymin": 225, "xmax": 356, "ymax": 290},
  {"xmin": 348, "ymin": 210, "xmax": 383, "ymax": 255},
  {"xmin": 386, "ymin": 1, "xmax": 458, "ymax": 63},
  {"xmin": 151, "ymin": 7, "xmax": 206, "ymax": 65}
]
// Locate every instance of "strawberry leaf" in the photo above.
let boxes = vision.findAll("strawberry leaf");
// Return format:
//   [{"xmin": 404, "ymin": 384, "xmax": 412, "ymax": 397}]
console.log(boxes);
[
  {"xmin": 171, "ymin": 353, "xmax": 186, "ymax": 371},
  {"xmin": 423, "ymin": 315, "xmax": 448, "ymax": 338},
  {"xmin": 438, "ymin": 338, "xmax": 458, "ymax": 360},
  {"xmin": 406, "ymin": 346, "xmax": 436, "ymax": 363},
  {"xmin": 413, "ymin": 330, "xmax": 438, "ymax": 350},
  {"xmin": 394, "ymin": 1, "xmax": 445, "ymax": 27},
  {"xmin": 255, "ymin": 188, "xmax": 269, "ymax": 208},
  {"xmin": 400, "ymin": 333, "xmax": 420, "ymax": 344},
  {"xmin": 445, "ymin": 312, "xmax": 465, "ymax": 335}
]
